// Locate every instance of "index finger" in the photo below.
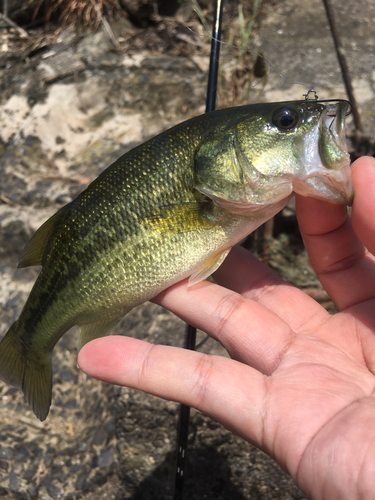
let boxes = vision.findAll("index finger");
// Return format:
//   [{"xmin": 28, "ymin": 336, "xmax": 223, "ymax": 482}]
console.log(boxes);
[{"xmin": 296, "ymin": 156, "xmax": 375, "ymax": 310}]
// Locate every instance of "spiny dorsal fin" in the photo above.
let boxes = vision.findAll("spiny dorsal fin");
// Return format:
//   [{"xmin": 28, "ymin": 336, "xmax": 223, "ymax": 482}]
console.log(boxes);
[{"xmin": 18, "ymin": 208, "xmax": 68, "ymax": 268}]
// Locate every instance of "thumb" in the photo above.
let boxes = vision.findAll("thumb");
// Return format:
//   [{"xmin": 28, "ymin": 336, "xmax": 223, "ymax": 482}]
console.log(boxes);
[{"xmin": 351, "ymin": 156, "xmax": 375, "ymax": 255}]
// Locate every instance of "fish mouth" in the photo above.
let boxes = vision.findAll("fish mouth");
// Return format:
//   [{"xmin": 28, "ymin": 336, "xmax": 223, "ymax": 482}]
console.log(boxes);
[
  {"xmin": 319, "ymin": 101, "xmax": 350, "ymax": 169},
  {"xmin": 293, "ymin": 100, "xmax": 353, "ymax": 206}
]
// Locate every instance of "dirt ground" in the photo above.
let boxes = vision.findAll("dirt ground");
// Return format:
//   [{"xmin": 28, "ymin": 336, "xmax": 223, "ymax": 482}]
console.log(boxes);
[{"xmin": 0, "ymin": 1, "xmax": 374, "ymax": 499}]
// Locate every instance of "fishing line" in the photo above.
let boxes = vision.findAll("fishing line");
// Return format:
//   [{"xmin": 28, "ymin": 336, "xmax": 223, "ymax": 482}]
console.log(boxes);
[
  {"xmin": 184, "ymin": 8, "xmax": 321, "ymax": 93},
  {"xmin": 184, "ymin": 22, "xmax": 289, "ymax": 88}
]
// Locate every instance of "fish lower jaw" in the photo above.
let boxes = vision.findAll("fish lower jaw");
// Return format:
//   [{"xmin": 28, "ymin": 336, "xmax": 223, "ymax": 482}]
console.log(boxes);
[{"xmin": 292, "ymin": 169, "xmax": 353, "ymax": 206}]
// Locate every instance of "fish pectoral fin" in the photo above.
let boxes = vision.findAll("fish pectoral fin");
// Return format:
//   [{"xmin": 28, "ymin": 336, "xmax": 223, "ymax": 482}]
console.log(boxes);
[
  {"xmin": 18, "ymin": 207, "xmax": 68, "ymax": 268},
  {"xmin": 188, "ymin": 248, "xmax": 231, "ymax": 287},
  {"xmin": 77, "ymin": 316, "xmax": 122, "ymax": 352},
  {"xmin": 145, "ymin": 201, "xmax": 215, "ymax": 234}
]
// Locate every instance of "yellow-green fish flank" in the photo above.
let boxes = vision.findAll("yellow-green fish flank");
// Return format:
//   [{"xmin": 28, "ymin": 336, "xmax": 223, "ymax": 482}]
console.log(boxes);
[{"xmin": 0, "ymin": 100, "xmax": 353, "ymax": 420}]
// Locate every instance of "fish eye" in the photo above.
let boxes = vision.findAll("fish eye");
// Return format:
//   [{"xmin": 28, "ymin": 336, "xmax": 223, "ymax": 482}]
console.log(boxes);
[{"xmin": 272, "ymin": 107, "xmax": 299, "ymax": 130}]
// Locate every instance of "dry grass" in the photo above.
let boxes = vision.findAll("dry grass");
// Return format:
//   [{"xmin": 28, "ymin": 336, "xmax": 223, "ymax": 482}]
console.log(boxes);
[{"xmin": 29, "ymin": 0, "xmax": 121, "ymax": 30}]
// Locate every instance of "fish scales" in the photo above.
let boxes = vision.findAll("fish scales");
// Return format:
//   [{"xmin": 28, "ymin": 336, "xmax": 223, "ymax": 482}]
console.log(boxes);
[{"xmin": 0, "ymin": 101, "xmax": 353, "ymax": 420}]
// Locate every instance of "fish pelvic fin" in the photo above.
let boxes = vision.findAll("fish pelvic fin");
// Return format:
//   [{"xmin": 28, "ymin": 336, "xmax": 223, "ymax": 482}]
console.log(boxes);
[
  {"xmin": 0, "ymin": 323, "xmax": 52, "ymax": 421},
  {"xmin": 188, "ymin": 248, "xmax": 231, "ymax": 287}
]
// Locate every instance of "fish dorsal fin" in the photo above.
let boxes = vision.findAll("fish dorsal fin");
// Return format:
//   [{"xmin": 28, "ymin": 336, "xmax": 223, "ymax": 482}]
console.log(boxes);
[
  {"xmin": 77, "ymin": 316, "xmax": 124, "ymax": 352},
  {"xmin": 188, "ymin": 248, "xmax": 230, "ymax": 287},
  {"xmin": 18, "ymin": 208, "xmax": 68, "ymax": 268}
]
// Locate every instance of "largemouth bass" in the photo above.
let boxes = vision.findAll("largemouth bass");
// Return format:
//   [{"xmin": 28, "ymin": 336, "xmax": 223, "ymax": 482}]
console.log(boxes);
[{"xmin": 0, "ymin": 100, "xmax": 353, "ymax": 420}]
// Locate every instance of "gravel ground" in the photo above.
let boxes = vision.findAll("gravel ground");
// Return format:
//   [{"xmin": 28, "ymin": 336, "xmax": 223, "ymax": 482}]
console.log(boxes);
[{"xmin": 0, "ymin": 1, "xmax": 374, "ymax": 499}]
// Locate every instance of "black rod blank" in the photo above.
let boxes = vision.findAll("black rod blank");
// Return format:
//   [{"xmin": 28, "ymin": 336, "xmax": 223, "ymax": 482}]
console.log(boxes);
[{"xmin": 173, "ymin": 1, "xmax": 224, "ymax": 499}]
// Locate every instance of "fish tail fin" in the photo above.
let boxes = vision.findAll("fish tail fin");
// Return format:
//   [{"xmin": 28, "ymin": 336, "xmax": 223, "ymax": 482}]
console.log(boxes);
[{"xmin": 0, "ymin": 323, "xmax": 52, "ymax": 421}]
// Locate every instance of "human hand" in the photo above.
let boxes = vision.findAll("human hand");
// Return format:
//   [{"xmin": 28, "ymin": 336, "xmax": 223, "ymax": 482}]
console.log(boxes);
[{"xmin": 78, "ymin": 156, "xmax": 375, "ymax": 500}]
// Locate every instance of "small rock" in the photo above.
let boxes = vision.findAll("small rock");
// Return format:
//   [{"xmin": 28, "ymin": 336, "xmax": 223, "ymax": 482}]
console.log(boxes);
[
  {"xmin": 15, "ymin": 402, "xmax": 24, "ymax": 413},
  {"xmin": 40, "ymin": 475, "xmax": 53, "ymax": 487},
  {"xmin": 55, "ymin": 135, "xmax": 65, "ymax": 144},
  {"xmin": 0, "ymin": 459, "xmax": 9, "ymax": 471},
  {"xmin": 105, "ymin": 420, "xmax": 116, "ymax": 438},
  {"xmin": 0, "ymin": 447, "xmax": 15, "ymax": 460},
  {"xmin": 70, "ymin": 464, "xmax": 82, "ymax": 473},
  {"xmin": 92, "ymin": 428, "xmax": 107, "ymax": 446},
  {"xmin": 77, "ymin": 31, "xmax": 113, "ymax": 66},
  {"xmin": 23, "ymin": 469, "xmax": 36, "ymax": 481},
  {"xmin": 123, "ymin": 471, "xmax": 138, "ymax": 487},
  {"xmin": 37, "ymin": 50, "xmax": 85, "ymax": 83},
  {"xmin": 47, "ymin": 484, "xmax": 62, "ymax": 499},
  {"xmin": 78, "ymin": 442, "xmax": 89, "ymax": 451},
  {"xmin": 13, "ymin": 492, "xmax": 29, "ymax": 500},
  {"xmin": 75, "ymin": 471, "xmax": 88, "ymax": 490},
  {"xmin": 92, "ymin": 472, "xmax": 107, "ymax": 486},
  {"xmin": 98, "ymin": 447, "xmax": 114, "ymax": 469},
  {"xmin": 51, "ymin": 464, "xmax": 63, "ymax": 476},
  {"xmin": 44, "ymin": 455, "xmax": 54, "ymax": 468},
  {"xmin": 55, "ymin": 194, "xmax": 72, "ymax": 205},
  {"xmin": 77, "ymin": 443, "xmax": 88, "ymax": 452},
  {"xmin": 9, "ymin": 471, "xmax": 19, "ymax": 492},
  {"xmin": 5, "ymin": 387, "xmax": 18, "ymax": 395},
  {"xmin": 62, "ymin": 447, "xmax": 75, "ymax": 456},
  {"xmin": 28, "ymin": 442, "xmax": 42, "ymax": 455},
  {"xmin": 0, "ymin": 487, "xmax": 8, "ymax": 496},
  {"xmin": 27, "ymin": 484, "xmax": 38, "ymax": 498},
  {"xmin": 64, "ymin": 399, "xmax": 78, "ymax": 409},
  {"xmin": 15, "ymin": 446, "xmax": 28, "ymax": 462},
  {"xmin": 90, "ymin": 455, "xmax": 98, "ymax": 468}
]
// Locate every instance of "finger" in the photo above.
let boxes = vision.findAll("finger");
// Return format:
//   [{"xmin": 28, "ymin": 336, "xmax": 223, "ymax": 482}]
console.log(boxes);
[
  {"xmin": 296, "ymin": 157, "xmax": 375, "ymax": 310},
  {"xmin": 78, "ymin": 334, "xmax": 373, "ymax": 482},
  {"xmin": 78, "ymin": 336, "xmax": 265, "ymax": 441},
  {"xmin": 351, "ymin": 156, "xmax": 375, "ymax": 254},
  {"xmin": 213, "ymin": 245, "xmax": 329, "ymax": 334},
  {"xmin": 154, "ymin": 278, "xmax": 295, "ymax": 374}
]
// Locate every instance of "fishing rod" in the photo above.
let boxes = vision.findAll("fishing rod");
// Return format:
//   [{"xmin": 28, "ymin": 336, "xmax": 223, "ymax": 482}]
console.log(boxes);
[
  {"xmin": 322, "ymin": 0, "xmax": 362, "ymax": 133},
  {"xmin": 172, "ymin": 1, "xmax": 224, "ymax": 498}
]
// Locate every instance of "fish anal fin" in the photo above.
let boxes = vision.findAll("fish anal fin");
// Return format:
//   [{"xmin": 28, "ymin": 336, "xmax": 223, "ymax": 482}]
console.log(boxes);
[
  {"xmin": 188, "ymin": 249, "xmax": 230, "ymax": 287},
  {"xmin": 18, "ymin": 208, "xmax": 68, "ymax": 268},
  {"xmin": 77, "ymin": 316, "xmax": 122, "ymax": 352},
  {"xmin": 0, "ymin": 322, "xmax": 52, "ymax": 421}
]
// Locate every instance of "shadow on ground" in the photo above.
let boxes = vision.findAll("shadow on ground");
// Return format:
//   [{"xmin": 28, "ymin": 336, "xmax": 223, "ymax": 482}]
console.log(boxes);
[{"xmin": 127, "ymin": 448, "xmax": 247, "ymax": 500}]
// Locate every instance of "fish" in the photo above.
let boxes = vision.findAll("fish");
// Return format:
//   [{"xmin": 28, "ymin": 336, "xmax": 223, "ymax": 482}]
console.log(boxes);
[{"xmin": 0, "ymin": 99, "xmax": 353, "ymax": 421}]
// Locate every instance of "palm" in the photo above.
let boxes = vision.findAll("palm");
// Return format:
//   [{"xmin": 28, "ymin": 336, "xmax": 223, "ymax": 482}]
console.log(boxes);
[
  {"xmin": 252, "ymin": 306, "xmax": 375, "ymax": 496},
  {"xmin": 79, "ymin": 157, "xmax": 375, "ymax": 499}
]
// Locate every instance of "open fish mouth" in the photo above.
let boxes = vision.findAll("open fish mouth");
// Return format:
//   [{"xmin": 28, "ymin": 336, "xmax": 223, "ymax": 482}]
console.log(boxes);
[
  {"xmin": 319, "ymin": 100, "xmax": 351, "ymax": 170},
  {"xmin": 293, "ymin": 100, "xmax": 353, "ymax": 205}
]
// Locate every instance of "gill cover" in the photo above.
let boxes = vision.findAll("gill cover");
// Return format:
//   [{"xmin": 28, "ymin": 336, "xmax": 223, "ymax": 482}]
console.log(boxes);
[{"xmin": 194, "ymin": 102, "xmax": 316, "ymax": 211}]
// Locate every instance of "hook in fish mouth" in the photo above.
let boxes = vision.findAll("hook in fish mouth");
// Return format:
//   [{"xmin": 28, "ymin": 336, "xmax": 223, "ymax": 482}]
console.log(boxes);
[
  {"xmin": 319, "ymin": 100, "xmax": 350, "ymax": 170},
  {"xmin": 318, "ymin": 99, "xmax": 353, "ymax": 117},
  {"xmin": 292, "ymin": 99, "xmax": 353, "ymax": 206}
]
